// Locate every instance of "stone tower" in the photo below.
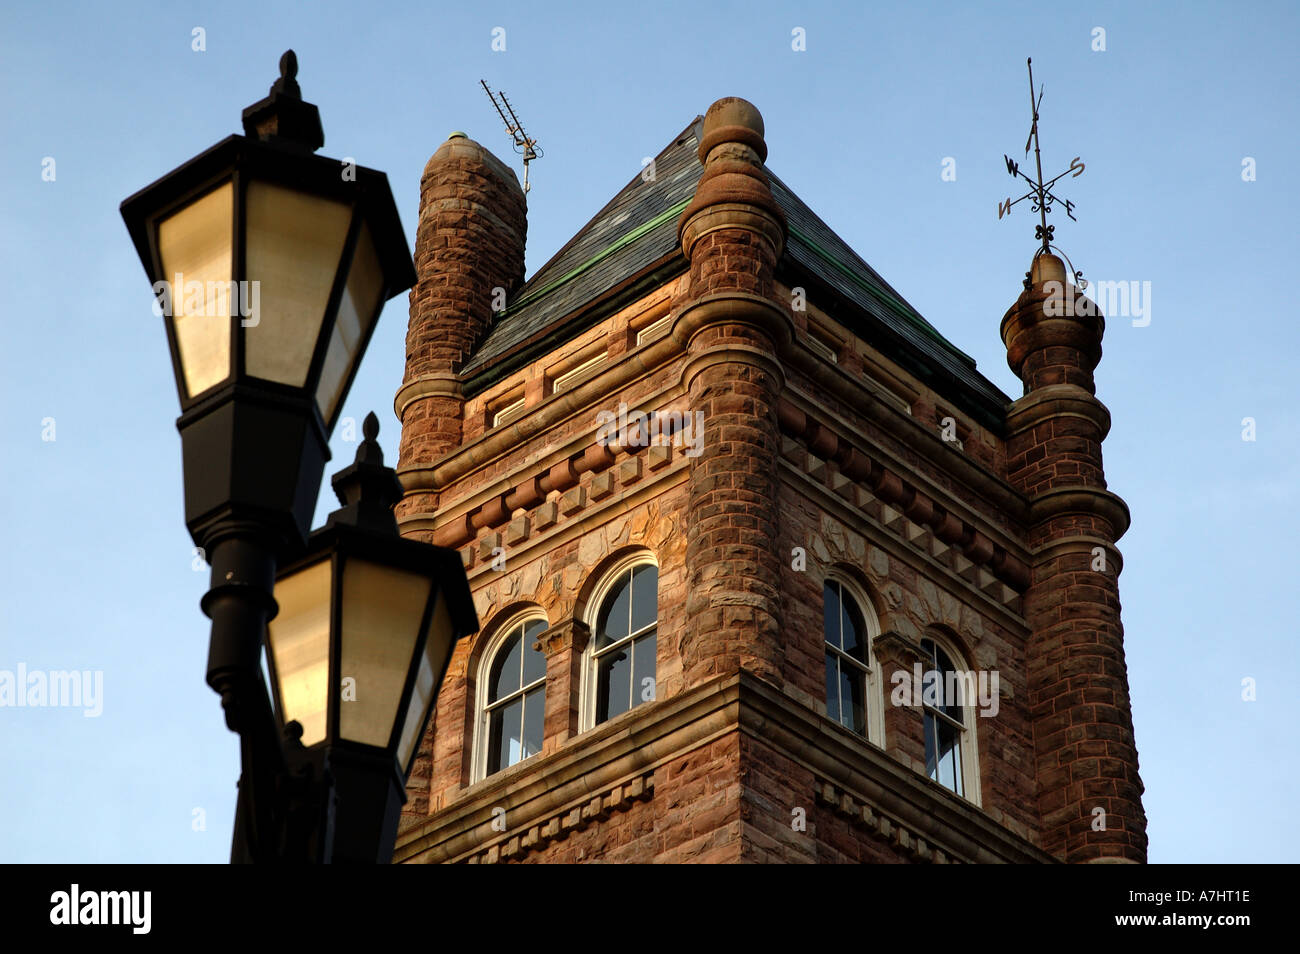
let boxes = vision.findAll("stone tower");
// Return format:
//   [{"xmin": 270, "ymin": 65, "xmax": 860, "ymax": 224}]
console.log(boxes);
[
  {"xmin": 389, "ymin": 98, "xmax": 1146, "ymax": 863},
  {"xmin": 1001, "ymin": 253, "xmax": 1147, "ymax": 861}
]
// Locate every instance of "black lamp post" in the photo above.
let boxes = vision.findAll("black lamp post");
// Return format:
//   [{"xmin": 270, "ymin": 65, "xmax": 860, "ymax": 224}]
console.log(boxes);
[{"xmin": 120, "ymin": 52, "xmax": 476, "ymax": 862}]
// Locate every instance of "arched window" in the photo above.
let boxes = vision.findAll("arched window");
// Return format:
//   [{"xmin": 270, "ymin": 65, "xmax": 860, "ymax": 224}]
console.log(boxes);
[
  {"xmin": 475, "ymin": 615, "xmax": 549, "ymax": 780},
  {"xmin": 823, "ymin": 576, "xmax": 884, "ymax": 745},
  {"xmin": 585, "ymin": 557, "xmax": 658, "ymax": 728},
  {"xmin": 920, "ymin": 633, "xmax": 980, "ymax": 802}
]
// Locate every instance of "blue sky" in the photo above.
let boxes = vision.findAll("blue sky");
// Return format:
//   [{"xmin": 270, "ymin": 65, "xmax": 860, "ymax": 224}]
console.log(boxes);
[{"xmin": 1, "ymin": 0, "xmax": 1295, "ymax": 863}]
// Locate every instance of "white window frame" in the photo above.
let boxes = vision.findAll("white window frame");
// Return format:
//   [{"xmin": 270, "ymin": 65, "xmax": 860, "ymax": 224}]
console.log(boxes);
[
  {"xmin": 634, "ymin": 311, "xmax": 673, "ymax": 345},
  {"xmin": 579, "ymin": 551, "xmax": 659, "ymax": 733},
  {"xmin": 551, "ymin": 352, "xmax": 608, "ymax": 392},
  {"xmin": 822, "ymin": 573, "xmax": 886, "ymax": 748},
  {"xmin": 470, "ymin": 610, "xmax": 550, "ymax": 784},
  {"xmin": 918, "ymin": 630, "xmax": 982, "ymax": 807},
  {"xmin": 491, "ymin": 396, "xmax": 527, "ymax": 428}
]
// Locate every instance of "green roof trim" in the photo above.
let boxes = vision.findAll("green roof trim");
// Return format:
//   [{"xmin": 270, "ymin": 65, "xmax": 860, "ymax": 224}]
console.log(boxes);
[{"xmin": 498, "ymin": 198, "xmax": 691, "ymax": 319}]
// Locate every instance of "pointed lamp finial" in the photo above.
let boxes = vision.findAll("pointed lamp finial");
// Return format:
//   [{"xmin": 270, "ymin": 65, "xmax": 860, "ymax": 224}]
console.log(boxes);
[
  {"xmin": 271, "ymin": 49, "xmax": 302, "ymax": 98},
  {"xmin": 242, "ymin": 49, "xmax": 324, "ymax": 152},
  {"xmin": 325, "ymin": 411, "xmax": 403, "ymax": 534}
]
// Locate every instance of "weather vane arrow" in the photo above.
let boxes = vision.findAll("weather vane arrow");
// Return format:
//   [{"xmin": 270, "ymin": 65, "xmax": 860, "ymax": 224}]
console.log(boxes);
[{"xmin": 998, "ymin": 58, "xmax": 1087, "ymax": 285}]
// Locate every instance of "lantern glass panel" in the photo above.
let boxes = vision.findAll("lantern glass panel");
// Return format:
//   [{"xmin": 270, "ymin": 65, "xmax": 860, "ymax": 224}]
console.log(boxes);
[
  {"xmin": 267, "ymin": 557, "xmax": 333, "ymax": 747},
  {"xmin": 243, "ymin": 180, "xmax": 352, "ymax": 388},
  {"xmin": 396, "ymin": 592, "xmax": 454, "ymax": 773},
  {"xmin": 157, "ymin": 181, "xmax": 234, "ymax": 398},
  {"xmin": 338, "ymin": 558, "xmax": 432, "ymax": 750},
  {"xmin": 315, "ymin": 223, "xmax": 385, "ymax": 424}
]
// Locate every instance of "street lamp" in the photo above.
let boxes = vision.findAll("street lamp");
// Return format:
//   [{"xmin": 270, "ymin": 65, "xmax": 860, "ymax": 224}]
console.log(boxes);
[
  {"xmin": 119, "ymin": 52, "xmax": 475, "ymax": 862},
  {"xmin": 120, "ymin": 50, "xmax": 413, "ymax": 554},
  {"xmin": 266, "ymin": 413, "xmax": 475, "ymax": 862}
]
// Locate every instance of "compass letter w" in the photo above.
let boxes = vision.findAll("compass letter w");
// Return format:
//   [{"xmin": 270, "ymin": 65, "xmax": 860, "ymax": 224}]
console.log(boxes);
[{"xmin": 1004, "ymin": 154, "xmax": 1019, "ymax": 177}]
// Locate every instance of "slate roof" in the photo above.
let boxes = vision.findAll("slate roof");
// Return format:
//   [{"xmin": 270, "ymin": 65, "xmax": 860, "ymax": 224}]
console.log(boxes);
[{"xmin": 461, "ymin": 118, "xmax": 1011, "ymax": 426}]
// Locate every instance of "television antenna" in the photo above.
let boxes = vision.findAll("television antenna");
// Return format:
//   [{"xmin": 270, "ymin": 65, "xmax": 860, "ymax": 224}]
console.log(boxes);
[{"xmin": 480, "ymin": 80, "xmax": 543, "ymax": 193}]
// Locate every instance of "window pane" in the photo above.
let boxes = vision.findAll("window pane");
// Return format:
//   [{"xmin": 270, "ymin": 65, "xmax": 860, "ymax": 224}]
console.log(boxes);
[
  {"xmin": 521, "ymin": 619, "xmax": 548, "ymax": 687},
  {"xmin": 924, "ymin": 713, "xmax": 939, "ymax": 782},
  {"xmin": 840, "ymin": 591, "xmax": 866, "ymax": 663},
  {"xmin": 825, "ymin": 653, "xmax": 840, "ymax": 724},
  {"xmin": 488, "ymin": 696, "xmax": 524, "ymax": 774},
  {"xmin": 596, "ymin": 572, "xmax": 632, "ymax": 648},
  {"xmin": 629, "ymin": 564, "xmax": 658, "ymax": 635},
  {"xmin": 934, "ymin": 645, "xmax": 965, "ymax": 722},
  {"xmin": 522, "ymin": 686, "xmax": 544, "ymax": 760},
  {"xmin": 840, "ymin": 660, "xmax": 865, "ymax": 735},
  {"xmin": 948, "ymin": 723, "xmax": 965, "ymax": 797},
  {"xmin": 632, "ymin": 631, "xmax": 657, "ymax": 706},
  {"xmin": 489, "ymin": 629, "xmax": 522, "ymax": 701},
  {"xmin": 822, "ymin": 582, "xmax": 840, "ymax": 649},
  {"xmin": 596, "ymin": 644, "xmax": 632, "ymax": 723},
  {"xmin": 937, "ymin": 720, "xmax": 961, "ymax": 794}
]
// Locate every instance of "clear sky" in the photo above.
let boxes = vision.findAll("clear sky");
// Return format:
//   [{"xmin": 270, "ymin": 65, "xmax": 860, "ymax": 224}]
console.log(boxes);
[{"xmin": 1, "ymin": 0, "xmax": 1295, "ymax": 863}]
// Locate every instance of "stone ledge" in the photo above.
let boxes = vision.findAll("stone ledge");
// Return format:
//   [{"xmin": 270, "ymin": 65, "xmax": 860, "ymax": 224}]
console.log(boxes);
[{"xmin": 394, "ymin": 671, "xmax": 1055, "ymax": 864}]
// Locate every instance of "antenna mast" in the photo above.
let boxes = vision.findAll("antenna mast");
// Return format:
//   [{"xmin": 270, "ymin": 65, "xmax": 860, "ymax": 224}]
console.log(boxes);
[{"xmin": 480, "ymin": 80, "xmax": 543, "ymax": 193}]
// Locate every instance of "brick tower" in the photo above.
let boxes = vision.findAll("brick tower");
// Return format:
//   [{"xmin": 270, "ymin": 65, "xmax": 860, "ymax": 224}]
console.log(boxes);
[{"xmin": 389, "ymin": 97, "xmax": 1147, "ymax": 863}]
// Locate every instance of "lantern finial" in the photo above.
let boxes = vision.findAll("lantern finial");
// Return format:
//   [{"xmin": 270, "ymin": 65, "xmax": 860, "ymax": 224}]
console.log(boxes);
[
  {"xmin": 273, "ymin": 50, "xmax": 300, "ymax": 97},
  {"xmin": 242, "ymin": 49, "xmax": 324, "ymax": 152},
  {"xmin": 325, "ymin": 411, "xmax": 403, "ymax": 533}
]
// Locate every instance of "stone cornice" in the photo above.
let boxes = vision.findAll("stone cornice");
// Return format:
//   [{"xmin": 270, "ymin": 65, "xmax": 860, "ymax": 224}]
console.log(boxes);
[
  {"xmin": 393, "ymin": 671, "xmax": 1054, "ymax": 864},
  {"xmin": 398, "ymin": 334, "xmax": 685, "ymax": 492},
  {"xmin": 393, "ymin": 671, "xmax": 741, "ymax": 863},
  {"xmin": 1006, "ymin": 383, "xmax": 1111, "ymax": 439},
  {"xmin": 674, "ymin": 290, "xmax": 794, "ymax": 351},
  {"xmin": 782, "ymin": 370, "xmax": 1025, "ymax": 523},
  {"xmin": 1028, "ymin": 485, "xmax": 1131, "ymax": 541},
  {"xmin": 393, "ymin": 372, "xmax": 463, "ymax": 420},
  {"xmin": 777, "ymin": 395, "xmax": 1032, "ymax": 591},
  {"xmin": 778, "ymin": 458, "xmax": 1031, "ymax": 635},
  {"xmin": 681, "ymin": 343, "xmax": 786, "ymax": 393},
  {"xmin": 679, "ymin": 203, "xmax": 785, "ymax": 261},
  {"xmin": 737, "ymin": 672, "xmax": 1056, "ymax": 864}
]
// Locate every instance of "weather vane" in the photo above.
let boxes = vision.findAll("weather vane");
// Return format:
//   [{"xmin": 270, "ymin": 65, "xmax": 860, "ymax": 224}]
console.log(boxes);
[
  {"xmin": 998, "ymin": 58, "xmax": 1087, "ymax": 289},
  {"xmin": 480, "ymin": 80, "xmax": 543, "ymax": 193}
]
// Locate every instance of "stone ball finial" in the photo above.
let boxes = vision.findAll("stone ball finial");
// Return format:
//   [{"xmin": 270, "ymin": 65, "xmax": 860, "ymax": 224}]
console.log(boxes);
[{"xmin": 698, "ymin": 96, "xmax": 768, "ymax": 163}]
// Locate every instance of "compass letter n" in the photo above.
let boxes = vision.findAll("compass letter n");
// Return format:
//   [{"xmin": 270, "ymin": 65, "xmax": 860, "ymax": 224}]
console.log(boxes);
[{"xmin": 998, "ymin": 197, "xmax": 1013, "ymax": 220}]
